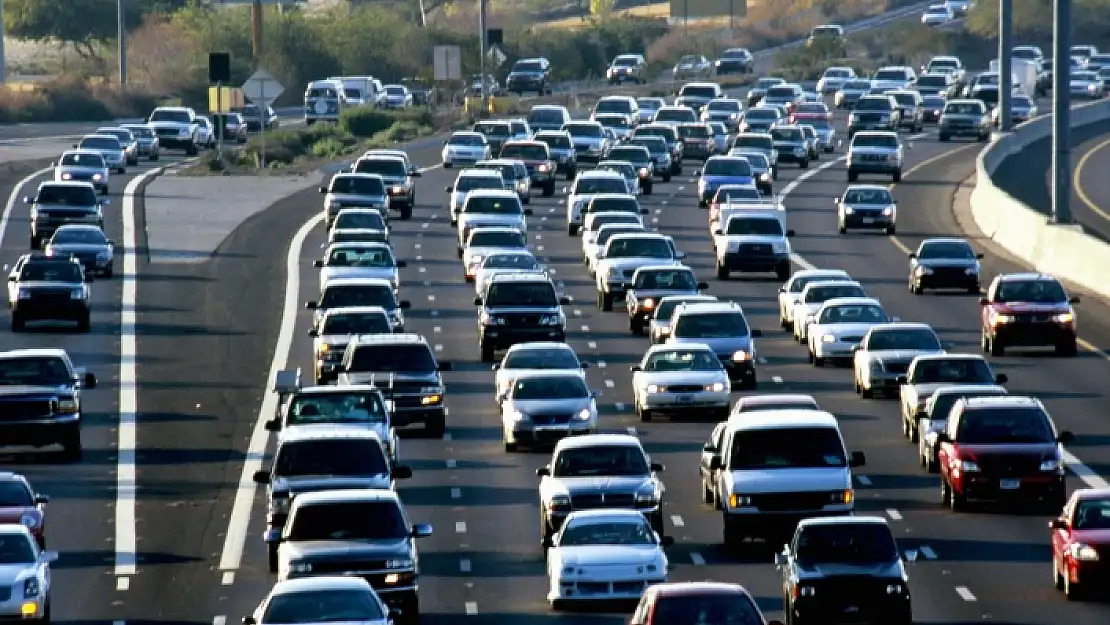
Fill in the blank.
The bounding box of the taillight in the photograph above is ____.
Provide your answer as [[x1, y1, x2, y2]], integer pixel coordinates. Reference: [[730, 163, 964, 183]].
[[789, 115, 795, 123]]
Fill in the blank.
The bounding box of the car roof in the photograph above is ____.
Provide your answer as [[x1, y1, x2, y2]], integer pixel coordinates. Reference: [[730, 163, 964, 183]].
[[321, 277, 392, 288], [791, 269, 850, 280], [0, 525, 35, 539], [676, 301, 743, 315], [469, 226, 525, 235], [657, 294, 716, 305], [457, 169, 503, 178], [607, 232, 667, 241], [634, 264, 693, 274], [505, 342, 575, 353], [464, 189, 519, 199], [844, 184, 892, 193], [725, 409, 840, 432], [996, 272, 1061, 282], [588, 193, 637, 201], [798, 515, 889, 530], [817, 296, 882, 308], [913, 352, 987, 362], [349, 333, 427, 347], [38, 180, 97, 189], [511, 369, 589, 382], [278, 425, 385, 445], [650, 582, 753, 597], [554, 433, 643, 451], [737, 393, 819, 407], [644, 342, 714, 355], [0, 348, 69, 361], [577, 170, 625, 179], [1072, 488, 1110, 501], [319, 305, 389, 317], [800, 280, 862, 290], [960, 395, 1041, 409], [929, 384, 1006, 397], [293, 489, 399, 507], [271, 576, 374, 595], [450, 131, 485, 139], [564, 509, 651, 523], [60, 149, 104, 158], [867, 322, 934, 332]]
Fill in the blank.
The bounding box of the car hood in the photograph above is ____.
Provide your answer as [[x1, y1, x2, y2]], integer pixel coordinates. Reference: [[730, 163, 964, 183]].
[[0, 564, 35, 585], [636, 371, 721, 386], [459, 215, 523, 229], [572, 136, 604, 146], [329, 228, 388, 243], [991, 302, 1071, 314], [941, 113, 984, 122], [848, 146, 895, 156], [669, 335, 753, 356], [283, 538, 411, 561], [552, 475, 651, 496], [48, 242, 110, 253], [445, 144, 487, 152], [272, 474, 392, 496], [908, 381, 995, 397], [466, 245, 521, 261], [84, 147, 123, 156], [701, 174, 753, 186], [866, 348, 943, 363], [797, 561, 904, 579], [58, 165, 106, 174], [511, 397, 592, 414], [320, 266, 397, 283], [844, 202, 894, 212], [328, 193, 388, 207], [0, 508, 39, 524], [556, 545, 662, 566], [604, 258, 678, 272], [627, 287, 699, 300], [148, 120, 192, 129], [730, 467, 848, 492]]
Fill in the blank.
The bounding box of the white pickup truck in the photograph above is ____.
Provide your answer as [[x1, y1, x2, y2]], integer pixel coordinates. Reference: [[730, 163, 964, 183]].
[[712, 209, 794, 280]]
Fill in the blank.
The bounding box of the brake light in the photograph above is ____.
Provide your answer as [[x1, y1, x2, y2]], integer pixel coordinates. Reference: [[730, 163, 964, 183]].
[[788, 115, 795, 123]]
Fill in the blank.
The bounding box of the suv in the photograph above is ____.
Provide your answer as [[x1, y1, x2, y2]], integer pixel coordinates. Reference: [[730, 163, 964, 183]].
[[626, 137, 673, 182], [475, 272, 569, 361], [532, 130, 577, 178], [305, 277, 409, 331], [566, 171, 631, 236], [319, 173, 389, 230], [507, 57, 552, 95], [24, 181, 105, 248], [455, 189, 529, 256], [498, 141, 556, 196], [675, 82, 724, 113], [848, 95, 900, 136], [712, 211, 794, 280], [769, 126, 809, 168], [536, 434, 667, 547], [336, 334, 452, 437], [938, 99, 991, 141], [979, 273, 1079, 357], [7, 253, 92, 332], [593, 95, 640, 120], [897, 353, 1008, 439], [777, 517, 913, 624], [595, 233, 684, 311], [667, 301, 761, 387], [254, 426, 413, 570], [625, 265, 707, 335], [846, 131, 904, 182], [445, 169, 505, 226], [938, 396, 1071, 511], [562, 121, 612, 165], [851, 322, 944, 399], [308, 306, 393, 383], [607, 55, 647, 84], [266, 489, 432, 618], [351, 156, 420, 220], [633, 124, 684, 174], [146, 106, 200, 155], [528, 106, 572, 134], [708, 410, 864, 548], [0, 348, 96, 460], [888, 90, 925, 132]]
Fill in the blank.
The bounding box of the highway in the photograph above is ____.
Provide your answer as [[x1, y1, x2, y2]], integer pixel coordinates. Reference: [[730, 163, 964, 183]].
[[115, 87, 1110, 625]]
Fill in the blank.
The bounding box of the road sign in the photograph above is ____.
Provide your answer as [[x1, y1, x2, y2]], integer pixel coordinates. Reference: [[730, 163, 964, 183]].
[[433, 45, 462, 81], [241, 68, 284, 106], [487, 45, 507, 67]]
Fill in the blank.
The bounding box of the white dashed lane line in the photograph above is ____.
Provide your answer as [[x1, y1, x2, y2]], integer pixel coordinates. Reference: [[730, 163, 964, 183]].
[[446, 459, 457, 468], [450, 487, 462, 499], [625, 427, 638, 436], [772, 376, 783, 384], [455, 521, 467, 533], [856, 475, 873, 486], [690, 552, 706, 566], [581, 325, 590, 332], [597, 360, 607, 369], [604, 379, 615, 388], [614, 402, 626, 412], [670, 515, 685, 528], [588, 341, 597, 349], [460, 559, 472, 573], [434, 326, 442, 333], [955, 586, 977, 602], [886, 509, 902, 521], [465, 602, 478, 615], [221, 572, 234, 585]]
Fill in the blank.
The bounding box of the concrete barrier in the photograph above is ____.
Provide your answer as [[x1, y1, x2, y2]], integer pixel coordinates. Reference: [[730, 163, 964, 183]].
[[971, 98, 1110, 299]]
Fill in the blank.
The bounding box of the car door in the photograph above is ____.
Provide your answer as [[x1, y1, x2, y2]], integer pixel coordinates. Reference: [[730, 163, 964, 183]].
[[1051, 497, 1076, 570], [700, 422, 727, 484]]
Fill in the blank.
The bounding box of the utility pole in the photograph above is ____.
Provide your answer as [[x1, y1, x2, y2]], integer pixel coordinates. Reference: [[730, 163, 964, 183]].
[[0, 0, 7, 84], [251, 0, 264, 70], [1051, 0, 1072, 224], [479, 0, 488, 105], [997, 0, 1012, 132], [118, 0, 128, 89]]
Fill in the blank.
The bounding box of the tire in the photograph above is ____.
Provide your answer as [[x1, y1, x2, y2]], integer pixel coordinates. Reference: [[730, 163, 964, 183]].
[[504, 438, 518, 452], [838, 224, 846, 234], [939, 134, 949, 142], [77, 315, 91, 333], [629, 316, 645, 336], [799, 159, 808, 169], [30, 235, 40, 249], [600, 291, 613, 312], [892, 170, 902, 183], [716, 261, 729, 280], [662, 172, 672, 182], [639, 407, 652, 422], [566, 167, 577, 180], [11, 312, 24, 332], [186, 143, 198, 156], [567, 224, 577, 236], [886, 225, 896, 235], [990, 335, 1005, 357], [443, 162, 452, 168], [1057, 341, 1079, 357], [479, 341, 495, 362], [861, 386, 873, 399], [399, 205, 413, 220], [847, 170, 858, 182], [425, 415, 446, 439]]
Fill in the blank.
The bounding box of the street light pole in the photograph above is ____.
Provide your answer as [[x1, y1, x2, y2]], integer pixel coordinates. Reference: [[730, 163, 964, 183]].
[[0, 0, 7, 84], [118, 0, 128, 89]]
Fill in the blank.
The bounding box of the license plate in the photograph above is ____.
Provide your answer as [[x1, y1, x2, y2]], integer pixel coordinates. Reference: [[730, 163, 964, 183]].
[[677, 395, 694, 404], [862, 218, 875, 224], [1000, 479, 1021, 490]]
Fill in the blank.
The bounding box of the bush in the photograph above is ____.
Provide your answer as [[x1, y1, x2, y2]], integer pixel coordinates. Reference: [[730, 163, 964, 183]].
[[339, 107, 435, 138], [0, 75, 159, 124]]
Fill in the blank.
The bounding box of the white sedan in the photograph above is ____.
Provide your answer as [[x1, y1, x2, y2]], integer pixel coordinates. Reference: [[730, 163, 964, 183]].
[[243, 576, 392, 625], [777, 268, 851, 329], [632, 343, 730, 422], [474, 250, 542, 296], [791, 279, 866, 342], [581, 212, 644, 261], [492, 342, 588, 399], [585, 223, 646, 276], [547, 509, 671, 610], [806, 297, 896, 366]]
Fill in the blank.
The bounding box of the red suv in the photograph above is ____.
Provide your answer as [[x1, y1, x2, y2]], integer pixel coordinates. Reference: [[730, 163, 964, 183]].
[[979, 273, 1079, 357], [938, 396, 1072, 512], [631, 582, 781, 625], [1051, 488, 1110, 599]]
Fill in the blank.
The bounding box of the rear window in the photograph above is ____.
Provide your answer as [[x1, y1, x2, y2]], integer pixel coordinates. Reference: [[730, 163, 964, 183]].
[[530, 110, 566, 124], [288, 501, 406, 540], [674, 312, 749, 338], [348, 344, 436, 372], [501, 144, 548, 160], [536, 133, 571, 149], [955, 407, 1055, 444], [652, 594, 763, 625]]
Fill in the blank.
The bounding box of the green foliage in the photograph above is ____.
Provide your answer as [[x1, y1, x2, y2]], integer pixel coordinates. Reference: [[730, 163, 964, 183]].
[[339, 107, 435, 138], [311, 137, 347, 159], [3, 0, 186, 48]]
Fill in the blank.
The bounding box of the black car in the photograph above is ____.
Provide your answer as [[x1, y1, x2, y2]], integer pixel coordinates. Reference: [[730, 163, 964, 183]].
[[240, 104, 278, 131], [475, 273, 569, 362], [607, 145, 655, 194], [778, 516, 914, 625], [714, 48, 754, 75], [24, 181, 106, 249], [0, 348, 96, 460], [7, 253, 92, 332], [506, 57, 551, 96], [625, 266, 707, 335], [908, 237, 983, 294]]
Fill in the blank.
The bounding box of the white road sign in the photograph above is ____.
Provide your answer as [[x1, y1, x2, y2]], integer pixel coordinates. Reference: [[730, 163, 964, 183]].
[[242, 69, 285, 106], [487, 45, 507, 67]]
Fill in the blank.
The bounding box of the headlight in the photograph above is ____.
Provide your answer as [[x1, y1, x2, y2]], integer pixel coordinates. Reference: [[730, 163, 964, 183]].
[[289, 561, 313, 573], [886, 584, 905, 595], [537, 163, 551, 172], [71, 288, 86, 300], [965, 267, 978, 275], [1069, 543, 1099, 561], [61, 172, 72, 180], [994, 314, 1016, 324], [646, 384, 662, 394], [797, 585, 816, 597], [732, 350, 750, 361], [540, 314, 562, 326], [93, 173, 103, 181], [574, 408, 591, 421], [705, 381, 726, 392], [386, 558, 414, 569], [641, 298, 655, 310], [390, 185, 406, 194], [830, 489, 853, 504], [19, 514, 38, 528], [844, 206, 855, 214], [23, 578, 39, 598], [1053, 312, 1075, 323], [759, 173, 770, 181], [1040, 459, 1063, 471], [960, 460, 980, 472], [728, 494, 751, 507], [916, 266, 934, 275], [638, 167, 650, 175], [882, 207, 894, 216], [268, 496, 291, 514], [635, 485, 660, 504], [821, 334, 836, 343], [56, 398, 78, 414], [421, 394, 442, 405], [179, 128, 190, 136], [17, 288, 31, 300]]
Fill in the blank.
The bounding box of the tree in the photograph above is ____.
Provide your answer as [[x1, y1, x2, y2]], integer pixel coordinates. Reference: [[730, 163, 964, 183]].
[[3, 0, 189, 56]]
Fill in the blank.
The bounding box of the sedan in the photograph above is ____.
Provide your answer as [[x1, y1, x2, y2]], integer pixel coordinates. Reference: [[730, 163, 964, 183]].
[[0, 473, 49, 548], [836, 184, 897, 234], [672, 54, 711, 79], [0, 526, 57, 622], [474, 250, 543, 297], [908, 237, 983, 293], [499, 370, 599, 451], [54, 150, 110, 195], [632, 343, 730, 421], [45, 224, 115, 277], [492, 342, 589, 399], [807, 297, 895, 366], [1051, 488, 1110, 599], [243, 576, 393, 625]]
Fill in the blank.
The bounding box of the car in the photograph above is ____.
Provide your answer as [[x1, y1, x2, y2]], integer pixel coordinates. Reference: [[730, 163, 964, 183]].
[[474, 250, 542, 297], [119, 123, 161, 159], [777, 517, 913, 624], [208, 112, 247, 144], [835, 78, 874, 109], [836, 184, 897, 234], [441, 131, 491, 168], [0, 474, 49, 548], [594, 113, 636, 142], [817, 66, 857, 94], [350, 156, 419, 220], [918, 384, 1008, 471], [921, 95, 946, 123], [777, 269, 851, 330], [979, 273, 1079, 356], [306, 277, 409, 332], [852, 322, 945, 399], [7, 253, 92, 332], [633, 124, 685, 173], [887, 90, 925, 132], [461, 227, 528, 282], [562, 121, 612, 165], [714, 48, 754, 75], [75, 134, 126, 173], [547, 510, 671, 609], [898, 353, 1008, 439], [807, 297, 896, 366], [847, 95, 900, 137], [908, 237, 982, 293], [53, 150, 109, 194], [455, 190, 529, 257], [475, 159, 532, 204], [711, 209, 793, 281], [566, 172, 637, 236], [607, 54, 647, 84], [586, 223, 646, 276], [797, 124, 821, 159], [94, 126, 140, 164], [667, 301, 760, 388], [528, 104, 572, 134], [243, 577, 394, 625], [708, 184, 762, 225], [730, 394, 820, 417], [0, 348, 95, 460], [595, 233, 685, 311], [846, 131, 904, 183], [241, 102, 278, 131], [307, 306, 393, 383], [506, 57, 551, 95], [1070, 70, 1104, 98], [732, 134, 778, 172], [938, 99, 991, 141], [381, 84, 412, 108], [701, 98, 744, 131], [192, 117, 216, 148], [25, 181, 106, 249], [596, 159, 642, 195], [319, 173, 389, 230], [1051, 488, 1110, 599], [475, 272, 568, 361], [632, 343, 730, 421], [647, 294, 717, 344], [747, 76, 785, 106], [922, 4, 954, 25], [938, 396, 1071, 512], [582, 211, 643, 254], [445, 169, 505, 226], [672, 54, 711, 78], [728, 150, 774, 194], [44, 224, 114, 277], [992, 94, 1039, 126], [472, 120, 513, 156], [625, 265, 707, 335], [914, 72, 957, 98], [711, 411, 864, 547], [0, 525, 57, 621], [672, 122, 714, 161], [498, 370, 598, 451], [532, 130, 578, 179], [695, 156, 756, 207], [633, 582, 777, 625], [147, 105, 201, 154], [327, 209, 390, 245], [762, 84, 803, 113], [791, 280, 867, 343], [498, 141, 557, 197], [739, 107, 782, 134], [626, 136, 673, 182], [607, 145, 657, 193], [537, 434, 666, 548]]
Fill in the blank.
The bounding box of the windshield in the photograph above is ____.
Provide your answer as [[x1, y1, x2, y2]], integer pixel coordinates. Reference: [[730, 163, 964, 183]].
[[564, 123, 602, 138], [79, 137, 120, 151], [61, 153, 105, 168], [349, 344, 435, 372], [633, 269, 696, 290], [738, 399, 819, 412], [51, 227, 107, 245], [553, 445, 649, 477], [796, 104, 828, 116], [655, 109, 696, 122], [608, 148, 649, 163], [598, 227, 644, 246], [789, 273, 846, 293], [530, 109, 567, 125], [535, 133, 571, 149], [334, 212, 385, 231], [613, 57, 638, 67], [653, 594, 763, 625], [599, 163, 634, 177], [456, 176, 503, 192], [560, 520, 654, 546], [680, 86, 718, 99], [326, 246, 393, 268], [330, 176, 384, 195], [874, 69, 907, 81], [123, 125, 154, 138], [0, 535, 35, 564], [945, 102, 984, 115], [19, 261, 83, 282], [319, 285, 395, 310], [974, 88, 999, 106], [912, 358, 994, 383], [865, 328, 941, 351], [463, 196, 522, 215], [486, 282, 557, 307], [575, 179, 627, 194], [852, 134, 899, 148], [843, 188, 892, 204], [482, 253, 538, 270], [448, 134, 485, 146], [707, 100, 741, 112], [704, 159, 751, 177], [353, 159, 406, 177], [928, 389, 1006, 421], [917, 241, 975, 259], [725, 218, 783, 236], [729, 427, 846, 470], [0, 481, 32, 506], [320, 312, 390, 335], [263, 589, 384, 624], [513, 61, 544, 72], [917, 75, 947, 87], [757, 78, 784, 89], [804, 284, 865, 303], [637, 98, 664, 109], [844, 80, 872, 90], [855, 97, 893, 111], [504, 348, 579, 369], [796, 523, 898, 566], [37, 184, 97, 206], [645, 349, 721, 372], [596, 102, 632, 116], [275, 439, 388, 477], [825, 68, 852, 78], [745, 109, 778, 121], [674, 312, 749, 338], [630, 138, 666, 153], [923, 96, 946, 109], [766, 87, 797, 99], [149, 110, 191, 123], [0, 356, 73, 386], [385, 87, 404, 96], [677, 125, 711, 139], [1074, 499, 1110, 528], [956, 407, 1054, 444], [817, 303, 887, 324], [307, 87, 338, 98], [715, 186, 761, 202], [1012, 96, 1033, 108], [771, 127, 804, 142], [995, 279, 1067, 303], [511, 376, 588, 400], [929, 59, 959, 70], [500, 144, 546, 160], [470, 231, 526, 248], [606, 237, 671, 258], [288, 501, 406, 540]]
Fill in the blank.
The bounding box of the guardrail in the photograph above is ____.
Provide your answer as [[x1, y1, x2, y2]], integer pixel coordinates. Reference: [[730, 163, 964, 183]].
[[970, 98, 1110, 299]]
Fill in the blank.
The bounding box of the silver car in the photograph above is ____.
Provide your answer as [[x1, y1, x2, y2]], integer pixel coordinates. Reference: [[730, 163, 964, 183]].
[[314, 241, 403, 293], [94, 127, 139, 165], [244, 577, 392, 625], [45, 224, 114, 277], [499, 370, 599, 451], [595, 160, 640, 195], [54, 150, 109, 194], [441, 131, 491, 167], [637, 97, 666, 124], [76, 134, 126, 173], [594, 113, 635, 141], [0, 526, 56, 622], [632, 343, 730, 421], [120, 124, 161, 160], [648, 294, 718, 344], [327, 209, 390, 245]]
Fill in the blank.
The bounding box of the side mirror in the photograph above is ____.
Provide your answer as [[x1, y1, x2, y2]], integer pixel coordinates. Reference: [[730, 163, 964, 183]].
[[995, 373, 1008, 384], [936, 432, 951, 443], [591, 389, 604, 399], [473, 296, 483, 305], [6, 276, 14, 282], [1069, 295, 1080, 304], [561, 187, 569, 194], [1050, 518, 1068, 530], [524, 208, 534, 215], [976, 253, 985, 259], [630, 364, 642, 372], [694, 169, 702, 176], [243, 618, 257, 625], [536, 466, 551, 477], [252, 470, 270, 484], [304, 301, 318, 309], [558, 296, 571, 305], [40, 550, 59, 563], [849, 451, 867, 467], [491, 363, 500, 370], [907, 252, 916, 259], [1058, 430, 1075, 443], [72, 144, 78, 148], [891, 316, 901, 322], [263, 529, 281, 544], [83, 373, 97, 389], [34, 494, 49, 505], [437, 361, 453, 371], [697, 281, 709, 290], [978, 297, 989, 305], [650, 462, 665, 472], [896, 375, 908, 384], [264, 419, 281, 432], [49, 161, 56, 167], [773, 552, 788, 567], [850, 344, 860, 353], [411, 523, 433, 538], [786, 229, 796, 237], [412, 170, 422, 177], [396, 260, 408, 268], [750, 328, 762, 337], [307, 329, 319, 338], [107, 239, 115, 246], [660, 535, 675, 546], [639, 208, 650, 214], [778, 286, 786, 293], [675, 251, 686, 259], [444, 186, 453, 192], [709, 456, 722, 470], [393, 465, 414, 479], [312, 259, 324, 267], [398, 301, 411, 309]]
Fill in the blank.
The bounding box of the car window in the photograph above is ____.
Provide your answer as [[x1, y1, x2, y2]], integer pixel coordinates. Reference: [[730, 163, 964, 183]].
[[288, 501, 406, 540]]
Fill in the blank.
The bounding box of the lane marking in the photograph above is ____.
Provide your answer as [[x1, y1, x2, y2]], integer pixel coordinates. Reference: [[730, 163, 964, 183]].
[[456, 521, 467, 533], [116, 577, 129, 591], [451, 487, 462, 499], [435, 344, 444, 352], [920, 545, 937, 560], [772, 375, 783, 384], [604, 379, 615, 388], [626, 426, 638, 436], [443, 433, 452, 441], [221, 571, 234, 585], [690, 552, 706, 566], [588, 341, 598, 349], [573, 309, 582, 316], [460, 558, 472, 573], [955, 586, 977, 602], [446, 459, 457, 468], [597, 360, 607, 368], [213, 617, 226, 625], [581, 325, 590, 332], [464, 602, 478, 615], [1073, 134, 1110, 223], [434, 325, 442, 333], [614, 401, 626, 412], [0, 166, 52, 246], [757, 356, 768, 364], [856, 475, 873, 486], [670, 514, 685, 527], [886, 508, 902, 521]]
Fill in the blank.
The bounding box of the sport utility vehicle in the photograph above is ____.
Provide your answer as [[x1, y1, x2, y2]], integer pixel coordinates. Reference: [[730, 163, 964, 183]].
[[979, 273, 1079, 357], [146, 106, 199, 155], [633, 124, 683, 173], [595, 233, 684, 310], [939, 99, 990, 141], [498, 141, 556, 196], [846, 131, 904, 182], [667, 301, 761, 387], [475, 272, 569, 361], [532, 129, 577, 178], [626, 137, 673, 182], [0, 348, 96, 460], [507, 58, 552, 95], [625, 265, 707, 335], [888, 90, 924, 132], [7, 253, 92, 331], [351, 156, 420, 220], [565, 171, 631, 235], [319, 173, 389, 230], [937, 396, 1071, 511], [848, 96, 900, 136], [25, 181, 105, 248], [335, 334, 452, 437], [607, 55, 646, 84]]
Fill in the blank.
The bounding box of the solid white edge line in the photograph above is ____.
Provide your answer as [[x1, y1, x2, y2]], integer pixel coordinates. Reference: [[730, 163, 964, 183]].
[[954, 586, 977, 602], [464, 601, 478, 615], [0, 167, 52, 246]]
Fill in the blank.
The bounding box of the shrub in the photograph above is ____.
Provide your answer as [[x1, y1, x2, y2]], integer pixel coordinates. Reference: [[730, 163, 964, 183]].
[[312, 137, 347, 159], [339, 107, 435, 138]]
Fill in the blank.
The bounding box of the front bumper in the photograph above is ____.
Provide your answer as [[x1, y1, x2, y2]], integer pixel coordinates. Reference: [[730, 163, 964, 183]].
[[158, 136, 194, 149], [848, 121, 895, 134], [791, 593, 911, 624], [387, 187, 415, 208], [549, 575, 666, 602], [640, 390, 729, 411], [992, 322, 1076, 347], [720, 251, 791, 273], [136, 141, 159, 155], [574, 147, 605, 164], [955, 473, 1065, 503], [0, 594, 48, 620], [512, 424, 593, 446], [13, 299, 90, 320], [848, 160, 900, 174], [813, 340, 861, 360], [842, 213, 895, 229], [776, 149, 808, 163], [939, 123, 987, 137], [914, 269, 979, 289], [390, 404, 446, 428], [0, 413, 80, 447], [724, 506, 852, 538], [481, 326, 566, 349], [683, 143, 712, 160]]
